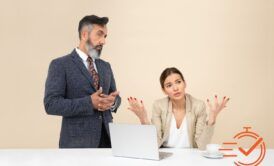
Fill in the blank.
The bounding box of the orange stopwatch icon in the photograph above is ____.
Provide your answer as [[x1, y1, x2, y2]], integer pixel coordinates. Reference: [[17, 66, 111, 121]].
[[220, 127, 266, 166]]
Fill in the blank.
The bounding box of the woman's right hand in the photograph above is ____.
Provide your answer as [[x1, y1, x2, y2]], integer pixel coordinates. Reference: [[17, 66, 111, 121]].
[[127, 97, 150, 124]]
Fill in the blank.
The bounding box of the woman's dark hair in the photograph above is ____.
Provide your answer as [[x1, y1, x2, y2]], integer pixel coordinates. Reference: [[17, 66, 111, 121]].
[[160, 67, 185, 89]]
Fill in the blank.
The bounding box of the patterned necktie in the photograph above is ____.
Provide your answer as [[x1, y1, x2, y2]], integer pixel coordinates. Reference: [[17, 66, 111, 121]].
[[87, 56, 100, 90]]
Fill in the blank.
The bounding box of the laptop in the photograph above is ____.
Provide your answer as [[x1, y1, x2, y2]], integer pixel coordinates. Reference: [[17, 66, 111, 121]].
[[109, 123, 172, 160]]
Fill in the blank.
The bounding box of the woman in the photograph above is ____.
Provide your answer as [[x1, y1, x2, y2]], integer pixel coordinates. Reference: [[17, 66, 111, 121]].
[[127, 67, 229, 150]]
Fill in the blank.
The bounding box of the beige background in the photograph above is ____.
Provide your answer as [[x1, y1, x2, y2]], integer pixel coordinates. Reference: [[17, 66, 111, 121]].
[[0, 0, 273, 148]]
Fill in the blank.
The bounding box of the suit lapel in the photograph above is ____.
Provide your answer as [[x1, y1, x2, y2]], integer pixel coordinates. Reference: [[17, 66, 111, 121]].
[[70, 49, 96, 91], [185, 94, 194, 147], [162, 99, 172, 140]]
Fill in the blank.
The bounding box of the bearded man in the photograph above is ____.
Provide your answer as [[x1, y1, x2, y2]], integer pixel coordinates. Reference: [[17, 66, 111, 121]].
[[44, 15, 121, 148]]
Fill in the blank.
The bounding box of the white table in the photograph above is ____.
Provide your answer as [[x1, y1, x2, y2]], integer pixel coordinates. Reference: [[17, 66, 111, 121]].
[[0, 148, 273, 166]]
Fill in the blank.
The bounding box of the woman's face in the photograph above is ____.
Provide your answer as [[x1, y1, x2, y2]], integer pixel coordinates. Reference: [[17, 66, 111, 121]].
[[162, 73, 186, 101]]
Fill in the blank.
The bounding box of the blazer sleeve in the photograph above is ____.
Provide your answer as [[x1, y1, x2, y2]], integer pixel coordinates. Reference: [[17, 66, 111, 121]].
[[107, 62, 121, 113], [44, 59, 95, 117], [194, 102, 215, 150]]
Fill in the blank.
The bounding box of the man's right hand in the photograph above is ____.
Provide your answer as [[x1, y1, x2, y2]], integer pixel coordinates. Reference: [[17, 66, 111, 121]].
[[91, 87, 114, 111]]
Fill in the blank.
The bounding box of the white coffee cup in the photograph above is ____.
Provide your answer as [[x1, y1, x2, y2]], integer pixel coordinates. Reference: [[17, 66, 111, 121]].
[[206, 144, 221, 155]]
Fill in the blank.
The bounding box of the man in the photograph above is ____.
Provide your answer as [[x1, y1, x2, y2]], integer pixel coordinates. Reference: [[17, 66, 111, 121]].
[[44, 15, 121, 148]]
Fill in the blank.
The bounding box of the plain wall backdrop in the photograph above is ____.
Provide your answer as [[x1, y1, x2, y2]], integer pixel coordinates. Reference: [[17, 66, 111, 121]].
[[0, 0, 273, 148]]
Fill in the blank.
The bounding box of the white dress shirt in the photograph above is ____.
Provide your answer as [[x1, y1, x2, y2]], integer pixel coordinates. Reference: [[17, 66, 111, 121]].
[[75, 48, 98, 72], [163, 114, 191, 148]]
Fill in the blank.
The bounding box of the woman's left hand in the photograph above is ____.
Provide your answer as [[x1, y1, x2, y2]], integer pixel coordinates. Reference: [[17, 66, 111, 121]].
[[206, 95, 230, 125]]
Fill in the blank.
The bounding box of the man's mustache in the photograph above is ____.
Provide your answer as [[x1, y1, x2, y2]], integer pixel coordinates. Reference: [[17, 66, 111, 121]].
[[95, 45, 103, 50], [86, 39, 103, 50]]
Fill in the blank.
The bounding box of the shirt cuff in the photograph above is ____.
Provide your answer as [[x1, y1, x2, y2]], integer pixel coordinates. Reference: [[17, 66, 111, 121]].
[[110, 98, 118, 112]]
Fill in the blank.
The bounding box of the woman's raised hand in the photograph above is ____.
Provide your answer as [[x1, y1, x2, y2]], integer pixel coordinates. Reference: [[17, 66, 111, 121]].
[[206, 95, 230, 125], [127, 97, 149, 124]]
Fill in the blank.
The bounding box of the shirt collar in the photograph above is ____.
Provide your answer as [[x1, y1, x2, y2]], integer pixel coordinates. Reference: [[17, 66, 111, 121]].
[[75, 47, 95, 62]]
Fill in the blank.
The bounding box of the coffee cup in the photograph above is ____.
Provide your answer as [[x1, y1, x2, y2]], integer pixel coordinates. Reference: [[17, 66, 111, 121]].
[[206, 144, 221, 155]]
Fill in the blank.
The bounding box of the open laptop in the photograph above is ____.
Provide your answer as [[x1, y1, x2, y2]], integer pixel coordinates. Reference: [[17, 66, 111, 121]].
[[109, 123, 172, 160]]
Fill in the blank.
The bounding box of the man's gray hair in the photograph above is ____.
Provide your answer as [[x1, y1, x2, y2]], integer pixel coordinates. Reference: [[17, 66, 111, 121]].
[[79, 24, 93, 39]]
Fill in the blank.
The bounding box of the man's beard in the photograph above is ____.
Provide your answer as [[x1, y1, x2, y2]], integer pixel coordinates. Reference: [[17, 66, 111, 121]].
[[85, 39, 103, 59]]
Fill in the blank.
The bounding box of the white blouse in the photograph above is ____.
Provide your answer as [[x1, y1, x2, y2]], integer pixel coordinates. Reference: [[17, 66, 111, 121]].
[[163, 114, 190, 148]]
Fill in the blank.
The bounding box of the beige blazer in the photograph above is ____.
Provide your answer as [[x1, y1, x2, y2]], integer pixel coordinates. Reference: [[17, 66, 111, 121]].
[[151, 94, 214, 150]]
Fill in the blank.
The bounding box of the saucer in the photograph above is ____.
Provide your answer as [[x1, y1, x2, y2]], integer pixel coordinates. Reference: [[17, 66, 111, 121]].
[[202, 151, 223, 159]]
